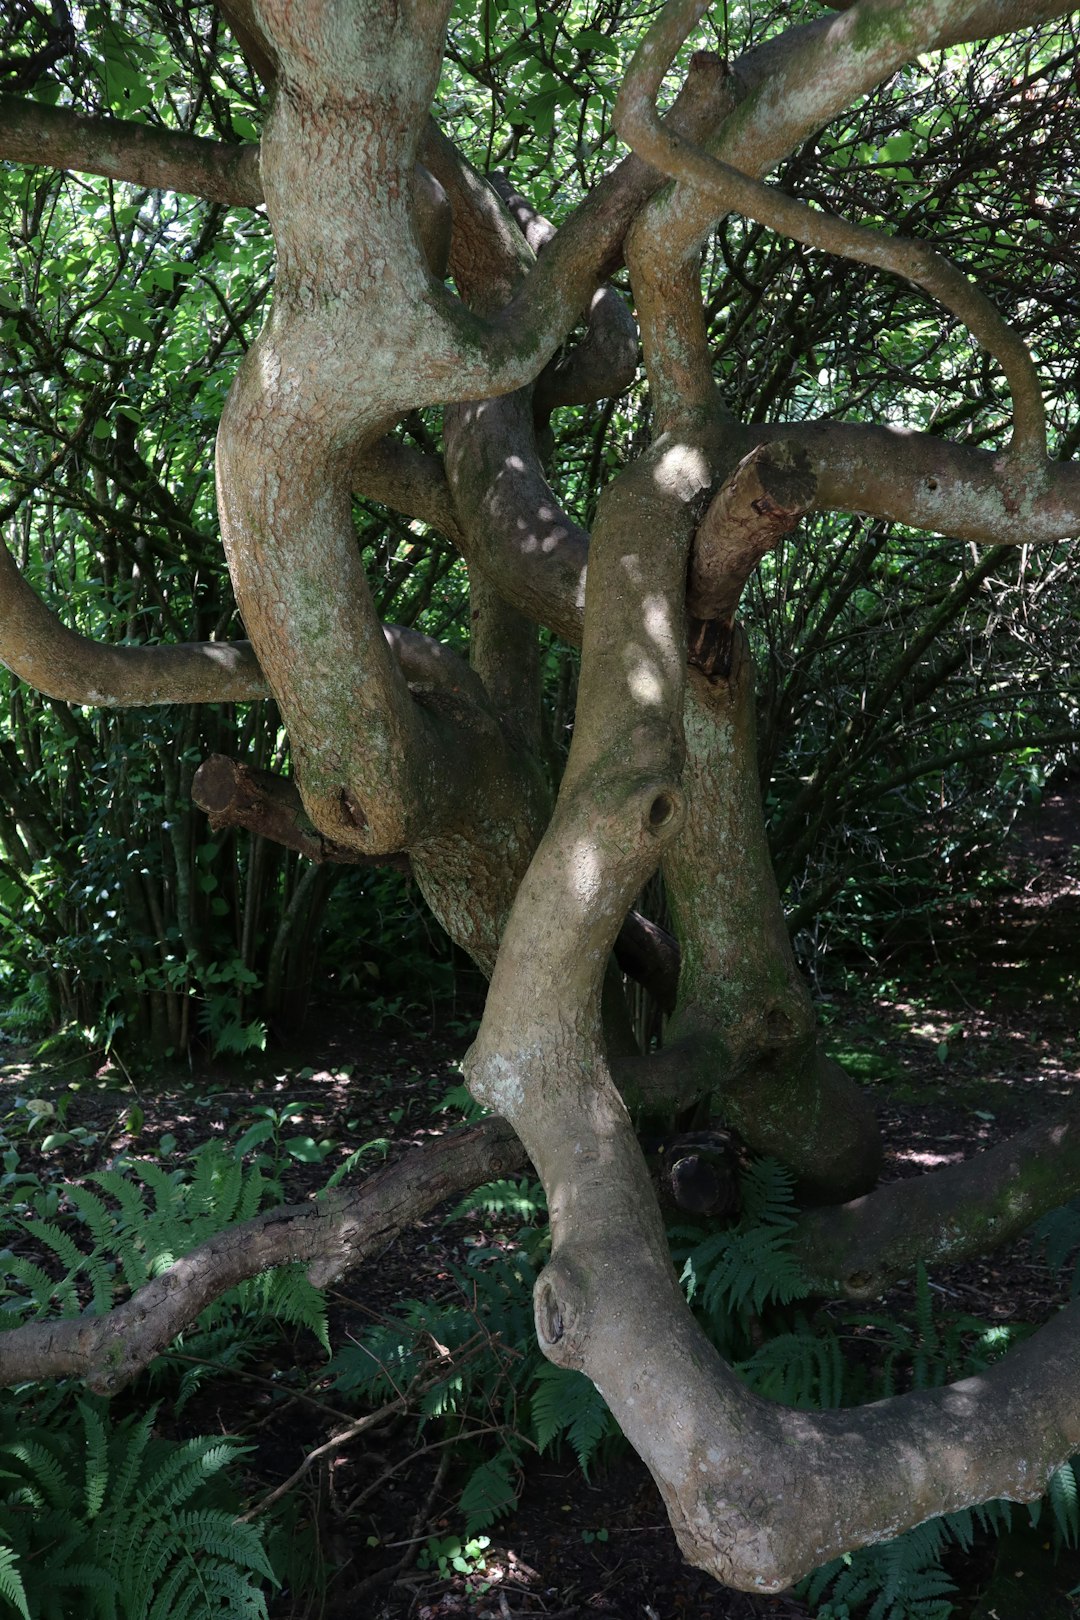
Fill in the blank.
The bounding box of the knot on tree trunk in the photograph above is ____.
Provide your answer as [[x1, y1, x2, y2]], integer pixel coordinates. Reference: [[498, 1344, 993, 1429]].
[[534, 1252, 594, 1364]]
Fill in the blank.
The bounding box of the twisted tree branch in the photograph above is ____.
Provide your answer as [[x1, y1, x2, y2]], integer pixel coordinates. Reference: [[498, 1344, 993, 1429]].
[[0, 1120, 527, 1393]]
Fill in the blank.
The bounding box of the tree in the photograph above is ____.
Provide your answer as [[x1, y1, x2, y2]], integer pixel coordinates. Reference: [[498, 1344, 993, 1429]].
[[1, 0, 1080, 1594]]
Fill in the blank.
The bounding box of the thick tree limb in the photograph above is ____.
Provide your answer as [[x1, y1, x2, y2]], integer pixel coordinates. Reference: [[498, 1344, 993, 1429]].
[[381, 623, 490, 705], [444, 395, 589, 645], [629, 213, 724, 439], [658, 642, 882, 1198], [614, 909, 681, 1015], [764, 420, 1080, 544], [414, 53, 736, 402], [441, 129, 684, 646], [794, 1106, 1080, 1298], [0, 101, 451, 281], [0, 94, 262, 205], [0, 535, 268, 705], [459, 393, 1080, 1591], [447, 409, 1080, 660], [0, 532, 484, 716], [351, 440, 464, 545], [0, 1119, 526, 1393], [485, 173, 640, 417], [534, 285, 639, 420], [623, 167, 878, 1195], [467, 573, 544, 753], [217, 0, 278, 86], [215, 1, 534, 853]]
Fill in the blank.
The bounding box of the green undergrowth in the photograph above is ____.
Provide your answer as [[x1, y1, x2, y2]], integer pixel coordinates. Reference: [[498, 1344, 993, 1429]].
[[0, 1392, 274, 1620], [0, 1125, 339, 1616], [0, 1084, 1077, 1618], [333, 1151, 1080, 1620]]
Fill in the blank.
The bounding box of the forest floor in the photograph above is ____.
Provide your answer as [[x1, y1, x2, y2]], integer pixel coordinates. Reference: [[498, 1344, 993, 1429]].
[[0, 786, 1078, 1619]]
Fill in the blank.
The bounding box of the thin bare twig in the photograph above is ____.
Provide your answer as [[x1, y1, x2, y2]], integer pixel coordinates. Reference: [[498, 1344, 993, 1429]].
[[239, 1394, 411, 1521]]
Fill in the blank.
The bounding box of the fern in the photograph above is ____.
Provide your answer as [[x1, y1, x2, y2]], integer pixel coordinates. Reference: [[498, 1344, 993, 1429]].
[[0, 1140, 327, 1377], [323, 1138, 390, 1188], [0, 1544, 29, 1620], [458, 1454, 521, 1532], [1047, 1458, 1080, 1547], [805, 1488, 1026, 1618], [679, 1158, 809, 1341], [806, 1519, 956, 1620], [1031, 1197, 1080, 1297], [436, 1081, 489, 1123], [239, 1264, 330, 1355], [531, 1363, 615, 1474], [0, 1395, 275, 1619], [740, 1324, 846, 1409], [449, 1178, 547, 1224], [0, 1254, 65, 1323], [12, 1215, 114, 1316], [80, 1400, 110, 1521], [939, 1498, 1012, 1552], [86, 1169, 151, 1231]]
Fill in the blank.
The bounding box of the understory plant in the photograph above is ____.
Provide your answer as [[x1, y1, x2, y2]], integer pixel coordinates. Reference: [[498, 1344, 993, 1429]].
[[0, 1126, 1077, 1617], [0, 1134, 338, 1618], [0, 1392, 274, 1620], [332, 1162, 1080, 1619]]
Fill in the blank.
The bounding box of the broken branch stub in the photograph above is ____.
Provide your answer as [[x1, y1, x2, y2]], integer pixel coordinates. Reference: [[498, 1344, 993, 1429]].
[[192, 754, 408, 869], [687, 440, 817, 625]]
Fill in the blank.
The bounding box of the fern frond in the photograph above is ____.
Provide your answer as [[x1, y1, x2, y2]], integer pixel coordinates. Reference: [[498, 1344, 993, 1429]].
[[741, 1328, 846, 1409], [234, 1163, 274, 1224], [189, 1146, 246, 1229], [246, 1265, 330, 1355], [15, 1217, 115, 1316], [0, 1395, 273, 1620], [0, 1253, 64, 1316], [102, 1403, 157, 1518], [530, 1363, 614, 1475], [15, 1218, 85, 1277], [132, 1437, 239, 1518], [87, 1169, 149, 1229], [458, 1453, 521, 1533], [1048, 1458, 1080, 1547], [2, 1439, 75, 1514], [740, 1158, 800, 1226], [678, 1158, 809, 1333], [78, 1402, 110, 1522], [137, 1160, 185, 1211], [0, 1542, 29, 1620], [329, 1320, 429, 1398], [806, 1518, 955, 1620], [324, 1139, 390, 1188], [449, 1179, 547, 1224], [1031, 1197, 1080, 1296], [61, 1187, 116, 1253]]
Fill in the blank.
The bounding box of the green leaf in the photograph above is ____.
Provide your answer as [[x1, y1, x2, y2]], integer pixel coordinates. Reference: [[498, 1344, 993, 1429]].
[[458, 1455, 518, 1532], [233, 1120, 275, 1156], [117, 312, 155, 344], [284, 1136, 325, 1163], [881, 130, 916, 162]]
